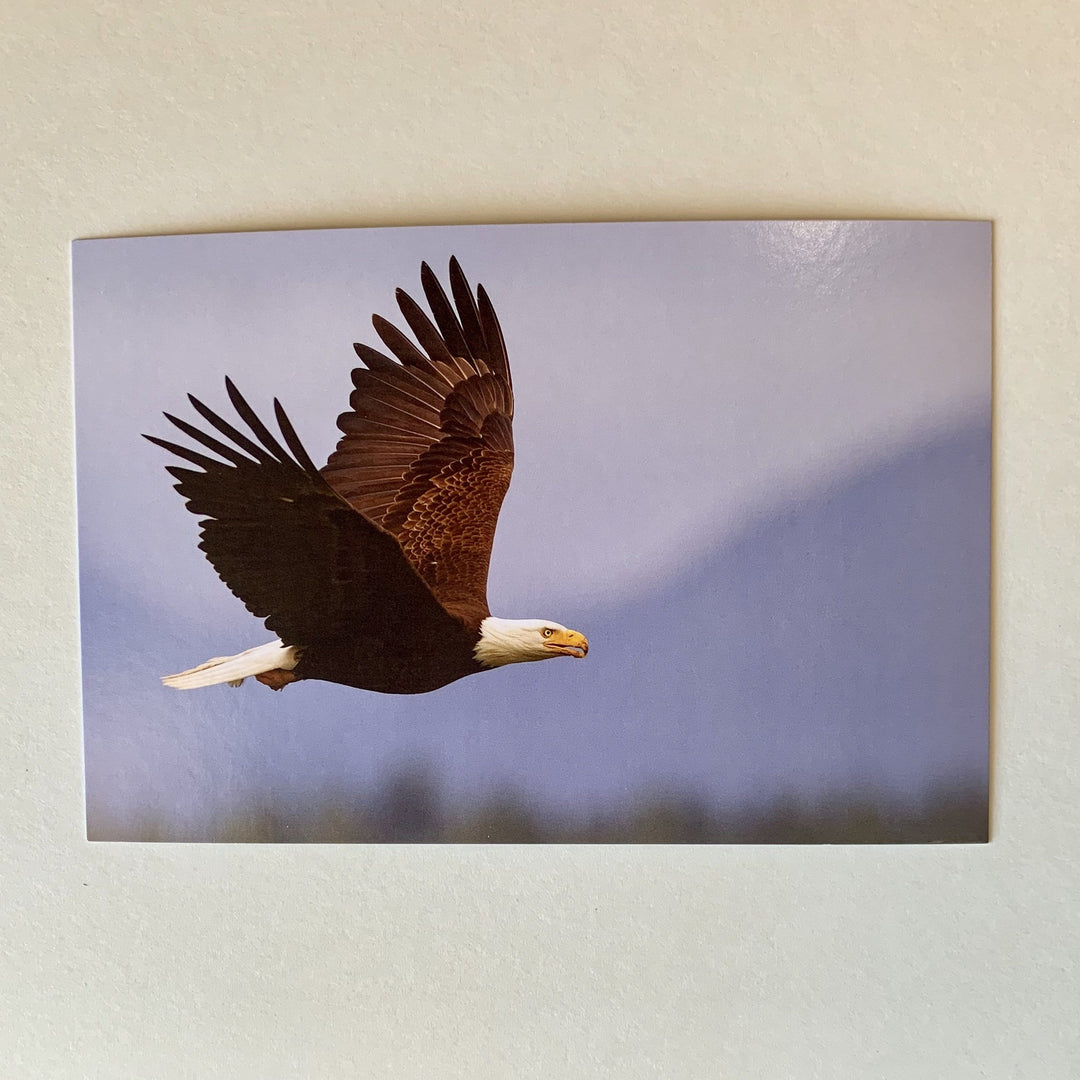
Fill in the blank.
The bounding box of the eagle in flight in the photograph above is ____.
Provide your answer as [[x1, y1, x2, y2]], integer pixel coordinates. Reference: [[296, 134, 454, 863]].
[[146, 258, 589, 694]]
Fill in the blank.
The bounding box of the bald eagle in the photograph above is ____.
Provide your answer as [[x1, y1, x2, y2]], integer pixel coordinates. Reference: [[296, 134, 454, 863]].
[[146, 258, 589, 694]]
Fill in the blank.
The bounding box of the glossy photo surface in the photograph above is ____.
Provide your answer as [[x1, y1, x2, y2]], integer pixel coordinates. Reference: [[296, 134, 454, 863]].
[[73, 221, 991, 842]]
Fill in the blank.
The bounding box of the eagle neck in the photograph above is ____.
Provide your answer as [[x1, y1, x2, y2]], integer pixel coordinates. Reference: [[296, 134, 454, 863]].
[[473, 616, 536, 668]]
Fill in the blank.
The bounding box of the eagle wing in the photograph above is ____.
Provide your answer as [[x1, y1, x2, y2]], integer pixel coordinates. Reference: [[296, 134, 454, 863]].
[[144, 380, 466, 649], [320, 258, 514, 626]]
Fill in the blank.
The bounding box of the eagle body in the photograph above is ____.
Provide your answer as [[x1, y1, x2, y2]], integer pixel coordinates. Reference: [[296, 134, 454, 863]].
[[147, 259, 588, 694], [290, 619, 482, 695]]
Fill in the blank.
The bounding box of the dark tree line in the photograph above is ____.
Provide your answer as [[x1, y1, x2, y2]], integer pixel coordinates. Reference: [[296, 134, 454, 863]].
[[90, 769, 987, 844]]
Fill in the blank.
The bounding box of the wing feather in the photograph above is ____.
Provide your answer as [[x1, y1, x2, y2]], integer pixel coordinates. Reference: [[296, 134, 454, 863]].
[[187, 392, 278, 465], [395, 287, 461, 370], [162, 412, 250, 466], [372, 315, 454, 386], [476, 284, 511, 387], [420, 261, 472, 361], [225, 378, 293, 465], [273, 398, 320, 473], [353, 367, 445, 413], [145, 387, 463, 650], [449, 256, 488, 366], [144, 434, 222, 472], [321, 260, 515, 623]]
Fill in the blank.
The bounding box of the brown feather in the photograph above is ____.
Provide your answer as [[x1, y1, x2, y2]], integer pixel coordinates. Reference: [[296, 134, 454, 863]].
[[321, 261, 515, 617], [147, 383, 482, 693], [420, 261, 472, 362]]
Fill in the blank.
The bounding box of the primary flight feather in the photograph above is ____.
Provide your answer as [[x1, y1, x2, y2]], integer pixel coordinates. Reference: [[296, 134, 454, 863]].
[[146, 258, 588, 694]]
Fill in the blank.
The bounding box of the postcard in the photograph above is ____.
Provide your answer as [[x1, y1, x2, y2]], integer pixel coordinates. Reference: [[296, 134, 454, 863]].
[[73, 221, 990, 842]]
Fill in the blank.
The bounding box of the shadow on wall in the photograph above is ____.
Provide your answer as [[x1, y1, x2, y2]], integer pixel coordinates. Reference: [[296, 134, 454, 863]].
[[88, 764, 988, 844]]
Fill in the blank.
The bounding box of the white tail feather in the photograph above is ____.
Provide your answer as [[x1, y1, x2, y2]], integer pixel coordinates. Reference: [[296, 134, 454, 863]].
[[161, 640, 299, 690]]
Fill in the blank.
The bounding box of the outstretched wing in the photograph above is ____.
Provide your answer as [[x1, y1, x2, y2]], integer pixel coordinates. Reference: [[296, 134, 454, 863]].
[[144, 380, 466, 648], [320, 258, 514, 625]]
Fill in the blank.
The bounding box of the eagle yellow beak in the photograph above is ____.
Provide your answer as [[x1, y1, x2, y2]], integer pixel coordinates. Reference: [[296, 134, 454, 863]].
[[544, 628, 589, 659]]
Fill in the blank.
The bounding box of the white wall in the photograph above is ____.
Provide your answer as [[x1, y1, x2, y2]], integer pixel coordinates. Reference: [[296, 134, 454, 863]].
[[2, 2, 1077, 1076]]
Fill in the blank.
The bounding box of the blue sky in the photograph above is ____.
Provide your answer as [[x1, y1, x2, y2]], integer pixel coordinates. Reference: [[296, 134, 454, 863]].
[[73, 221, 991, 837]]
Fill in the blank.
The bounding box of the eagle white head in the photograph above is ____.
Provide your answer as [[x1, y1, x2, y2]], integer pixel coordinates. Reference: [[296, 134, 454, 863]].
[[474, 617, 590, 669]]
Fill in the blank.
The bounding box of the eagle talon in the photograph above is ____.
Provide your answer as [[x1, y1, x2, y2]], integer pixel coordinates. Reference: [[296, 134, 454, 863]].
[[255, 669, 296, 691]]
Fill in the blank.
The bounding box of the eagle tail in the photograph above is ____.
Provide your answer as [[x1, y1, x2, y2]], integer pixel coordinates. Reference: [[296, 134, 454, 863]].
[[161, 640, 299, 689]]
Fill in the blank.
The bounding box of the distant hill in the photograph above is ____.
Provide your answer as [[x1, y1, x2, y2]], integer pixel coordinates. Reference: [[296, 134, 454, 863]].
[[555, 418, 991, 813]]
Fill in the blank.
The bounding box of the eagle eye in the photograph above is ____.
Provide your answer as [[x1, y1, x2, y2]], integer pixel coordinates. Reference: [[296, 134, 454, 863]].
[[542, 628, 553, 637]]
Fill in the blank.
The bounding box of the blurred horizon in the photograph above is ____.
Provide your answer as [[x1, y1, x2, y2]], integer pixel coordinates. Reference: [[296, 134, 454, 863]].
[[87, 764, 988, 844]]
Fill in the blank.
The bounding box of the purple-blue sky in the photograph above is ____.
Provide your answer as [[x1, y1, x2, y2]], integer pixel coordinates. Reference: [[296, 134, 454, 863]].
[[73, 221, 990, 836]]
